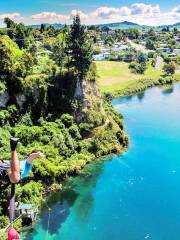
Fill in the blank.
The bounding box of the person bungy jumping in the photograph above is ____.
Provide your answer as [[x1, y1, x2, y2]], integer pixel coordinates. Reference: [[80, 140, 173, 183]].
[[0, 137, 45, 186], [0, 138, 45, 239], [7, 227, 20, 240]]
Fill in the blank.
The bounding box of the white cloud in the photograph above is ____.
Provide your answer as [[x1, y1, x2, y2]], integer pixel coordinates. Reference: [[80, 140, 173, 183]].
[[171, 5, 180, 18], [0, 13, 23, 20], [90, 6, 131, 19], [1, 3, 179, 26], [131, 3, 160, 17], [70, 10, 89, 20], [31, 12, 69, 23]]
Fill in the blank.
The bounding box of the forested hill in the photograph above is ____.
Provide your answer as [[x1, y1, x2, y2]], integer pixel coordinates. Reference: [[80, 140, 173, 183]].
[[0, 16, 128, 234], [27, 21, 180, 30]]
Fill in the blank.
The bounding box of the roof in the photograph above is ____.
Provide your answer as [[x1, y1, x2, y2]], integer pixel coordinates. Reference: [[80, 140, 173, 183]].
[[16, 202, 34, 210]]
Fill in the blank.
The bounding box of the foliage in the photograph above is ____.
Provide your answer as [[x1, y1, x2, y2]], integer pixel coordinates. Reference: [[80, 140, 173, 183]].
[[146, 38, 155, 50], [66, 15, 93, 80], [163, 62, 176, 75], [127, 28, 140, 39], [0, 16, 129, 229], [129, 61, 147, 74]]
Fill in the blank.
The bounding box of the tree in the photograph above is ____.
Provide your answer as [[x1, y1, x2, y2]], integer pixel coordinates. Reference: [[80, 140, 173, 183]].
[[40, 24, 46, 33], [163, 62, 176, 75], [136, 51, 147, 63], [129, 61, 147, 74], [127, 28, 140, 39], [167, 39, 176, 49], [146, 38, 155, 50], [148, 28, 157, 41], [4, 18, 15, 28], [15, 23, 27, 48], [66, 15, 93, 80], [102, 26, 110, 33], [0, 36, 15, 77], [104, 35, 114, 46], [173, 27, 178, 34]]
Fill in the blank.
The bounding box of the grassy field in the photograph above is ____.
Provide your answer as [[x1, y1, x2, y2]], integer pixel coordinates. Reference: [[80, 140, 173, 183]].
[[96, 61, 180, 96]]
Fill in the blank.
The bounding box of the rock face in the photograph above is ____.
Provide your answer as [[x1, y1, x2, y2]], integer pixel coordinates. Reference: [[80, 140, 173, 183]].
[[0, 92, 27, 109], [0, 92, 9, 108], [74, 79, 105, 123], [16, 94, 27, 109]]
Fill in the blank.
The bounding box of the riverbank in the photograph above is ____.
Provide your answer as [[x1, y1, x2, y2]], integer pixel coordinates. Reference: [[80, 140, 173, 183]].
[[96, 61, 180, 98]]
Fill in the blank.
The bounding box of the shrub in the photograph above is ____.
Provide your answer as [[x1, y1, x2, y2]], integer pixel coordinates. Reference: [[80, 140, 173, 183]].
[[163, 62, 176, 75], [129, 61, 147, 74], [60, 114, 74, 127]]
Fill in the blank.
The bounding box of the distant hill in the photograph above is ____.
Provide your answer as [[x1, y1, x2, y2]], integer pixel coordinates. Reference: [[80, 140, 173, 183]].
[[96, 21, 180, 30], [159, 22, 180, 28], [27, 21, 180, 30], [96, 21, 140, 29]]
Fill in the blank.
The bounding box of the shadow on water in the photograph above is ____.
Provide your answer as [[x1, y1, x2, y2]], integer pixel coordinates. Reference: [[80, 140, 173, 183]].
[[137, 92, 145, 102], [24, 160, 105, 239], [112, 95, 133, 105], [65, 160, 105, 221], [161, 86, 174, 95]]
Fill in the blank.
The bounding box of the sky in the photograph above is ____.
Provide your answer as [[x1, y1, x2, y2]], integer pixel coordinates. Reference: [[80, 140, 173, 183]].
[[0, 0, 180, 26]]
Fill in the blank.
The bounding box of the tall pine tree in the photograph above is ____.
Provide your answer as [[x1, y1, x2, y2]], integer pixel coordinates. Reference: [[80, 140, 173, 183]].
[[66, 15, 93, 81]]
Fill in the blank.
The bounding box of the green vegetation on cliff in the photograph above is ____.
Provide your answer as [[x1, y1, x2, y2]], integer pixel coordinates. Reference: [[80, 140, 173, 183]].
[[0, 16, 128, 232]]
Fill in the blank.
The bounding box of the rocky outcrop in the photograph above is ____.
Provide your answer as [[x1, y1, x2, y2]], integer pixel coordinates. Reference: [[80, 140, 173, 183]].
[[0, 92, 9, 108], [74, 79, 105, 123]]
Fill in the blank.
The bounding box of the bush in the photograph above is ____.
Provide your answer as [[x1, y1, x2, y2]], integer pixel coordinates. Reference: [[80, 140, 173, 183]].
[[60, 114, 74, 127], [163, 62, 176, 75], [69, 124, 82, 140], [148, 51, 155, 58], [129, 61, 147, 74]]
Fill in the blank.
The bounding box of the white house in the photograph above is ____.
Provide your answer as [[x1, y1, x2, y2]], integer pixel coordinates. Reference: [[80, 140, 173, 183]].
[[93, 54, 104, 61], [157, 47, 171, 53], [119, 45, 130, 51], [103, 52, 110, 59], [111, 47, 121, 52], [169, 53, 176, 58], [173, 35, 180, 42], [139, 41, 146, 46], [173, 49, 180, 55], [101, 48, 110, 53]]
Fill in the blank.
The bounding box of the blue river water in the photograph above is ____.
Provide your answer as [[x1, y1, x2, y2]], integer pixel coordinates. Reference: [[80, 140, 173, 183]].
[[23, 84, 180, 240]]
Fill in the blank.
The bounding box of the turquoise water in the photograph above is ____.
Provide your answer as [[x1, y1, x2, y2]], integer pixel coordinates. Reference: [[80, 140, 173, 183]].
[[24, 85, 180, 240]]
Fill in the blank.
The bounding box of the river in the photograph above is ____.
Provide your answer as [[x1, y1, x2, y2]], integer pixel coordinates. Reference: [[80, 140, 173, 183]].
[[23, 84, 180, 240]]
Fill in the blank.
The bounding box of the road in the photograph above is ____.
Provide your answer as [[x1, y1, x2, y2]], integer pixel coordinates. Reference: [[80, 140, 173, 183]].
[[155, 56, 163, 70]]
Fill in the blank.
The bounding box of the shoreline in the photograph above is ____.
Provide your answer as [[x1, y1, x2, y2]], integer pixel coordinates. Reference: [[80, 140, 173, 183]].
[[103, 78, 180, 99]]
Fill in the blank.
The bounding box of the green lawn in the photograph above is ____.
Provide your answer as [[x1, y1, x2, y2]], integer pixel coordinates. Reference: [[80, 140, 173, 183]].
[[96, 61, 163, 93]]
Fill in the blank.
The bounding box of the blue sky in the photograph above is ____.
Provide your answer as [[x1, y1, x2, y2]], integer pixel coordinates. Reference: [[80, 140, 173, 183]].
[[0, 0, 180, 26]]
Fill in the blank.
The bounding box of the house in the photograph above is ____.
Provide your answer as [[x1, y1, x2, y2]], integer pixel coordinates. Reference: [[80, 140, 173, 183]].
[[97, 40, 104, 46], [111, 47, 121, 52], [159, 43, 167, 47], [173, 35, 180, 42], [169, 53, 176, 58], [103, 52, 110, 59], [108, 30, 115, 35], [101, 32, 108, 38], [119, 45, 130, 51], [93, 54, 104, 61], [157, 47, 171, 53], [15, 202, 38, 225], [173, 49, 180, 55], [101, 47, 110, 53], [139, 41, 146, 46]]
